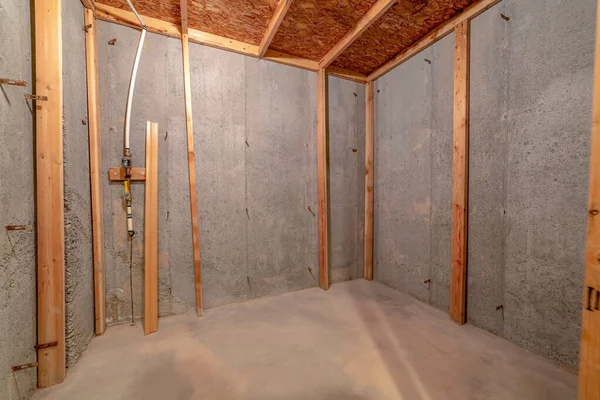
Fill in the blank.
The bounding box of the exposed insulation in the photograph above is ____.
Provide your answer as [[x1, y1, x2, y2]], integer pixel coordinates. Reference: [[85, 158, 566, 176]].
[[95, 0, 275, 45], [269, 0, 379, 61], [332, 0, 475, 74]]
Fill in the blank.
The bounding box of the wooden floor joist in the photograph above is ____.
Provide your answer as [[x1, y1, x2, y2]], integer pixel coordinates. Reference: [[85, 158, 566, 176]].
[[84, 7, 106, 336], [578, 1, 600, 397], [364, 81, 374, 281], [449, 20, 470, 325], [144, 121, 159, 335], [317, 69, 329, 290], [35, 0, 66, 386], [180, 0, 203, 317]]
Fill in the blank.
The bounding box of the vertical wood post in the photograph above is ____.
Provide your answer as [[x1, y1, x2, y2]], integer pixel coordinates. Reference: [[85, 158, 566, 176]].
[[35, 0, 66, 386], [364, 81, 374, 280], [144, 121, 159, 335], [578, 1, 600, 397], [84, 7, 106, 336], [180, 0, 203, 316], [450, 20, 470, 325], [317, 69, 329, 290]]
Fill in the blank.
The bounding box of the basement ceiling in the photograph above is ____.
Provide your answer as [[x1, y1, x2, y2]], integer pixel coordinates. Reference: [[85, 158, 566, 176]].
[[95, 0, 478, 75]]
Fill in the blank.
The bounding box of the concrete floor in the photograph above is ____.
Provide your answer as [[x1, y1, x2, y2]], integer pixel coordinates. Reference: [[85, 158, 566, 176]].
[[33, 280, 576, 400]]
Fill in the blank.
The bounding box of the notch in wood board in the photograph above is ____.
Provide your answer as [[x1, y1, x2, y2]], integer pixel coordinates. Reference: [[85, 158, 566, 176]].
[[108, 167, 146, 182]]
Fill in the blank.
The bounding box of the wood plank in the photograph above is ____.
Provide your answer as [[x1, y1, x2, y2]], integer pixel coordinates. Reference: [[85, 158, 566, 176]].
[[181, 0, 203, 317], [143, 121, 159, 335], [579, 1, 600, 397], [368, 0, 501, 81], [35, 0, 65, 387], [108, 167, 146, 182], [84, 7, 106, 336], [325, 66, 367, 84], [364, 81, 374, 280], [258, 0, 293, 58], [449, 20, 470, 325], [317, 69, 329, 291], [319, 0, 396, 69]]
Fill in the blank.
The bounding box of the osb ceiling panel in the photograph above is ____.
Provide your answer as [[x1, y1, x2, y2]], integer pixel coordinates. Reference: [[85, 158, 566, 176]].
[[332, 0, 475, 74], [96, 0, 276, 45], [268, 0, 380, 61]]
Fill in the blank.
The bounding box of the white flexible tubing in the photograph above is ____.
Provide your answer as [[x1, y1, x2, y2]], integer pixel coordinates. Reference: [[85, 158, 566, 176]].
[[125, 0, 146, 28], [124, 28, 146, 150]]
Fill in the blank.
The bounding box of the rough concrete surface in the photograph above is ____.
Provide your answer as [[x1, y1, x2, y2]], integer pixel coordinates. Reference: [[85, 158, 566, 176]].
[[374, 0, 594, 371], [32, 280, 576, 400], [0, 0, 37, 398], [62, 0, 95, 368], [97, 21, 364, 323]]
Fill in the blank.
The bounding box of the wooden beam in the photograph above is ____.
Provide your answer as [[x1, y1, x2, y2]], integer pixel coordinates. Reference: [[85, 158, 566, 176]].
[[181, 0, 203, 317], [579, 1, 600, 396], [368, 0, 501, 81], [35, 0, 65, 387], [108, 167, 146, 182], [317, 69, 329, 290], [144, 121, 159, 335], [84, 7, 106, 336], [319, 0, 396, 69], [449, 20, 470, 325], [94, 3, 366, 83], [258, 0, 293, 58], [364, 81, 374, 280]]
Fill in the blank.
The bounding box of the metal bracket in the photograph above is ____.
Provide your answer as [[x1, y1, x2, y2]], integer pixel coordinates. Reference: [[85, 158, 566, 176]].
[[5, 225, 33, 231], [12, 362, 38, 372], [84, 23, 93, 32], [34, 341, 58, 350], [25, 94, 48, 101]]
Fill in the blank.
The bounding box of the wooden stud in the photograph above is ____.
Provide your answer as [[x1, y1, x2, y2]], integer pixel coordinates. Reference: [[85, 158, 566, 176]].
[[258, 0, 293, 58], [364, 81, 374, 281], [35, 0, 65, 387], [108, 167, 146, 182], [181, 0, 203, 317], [368, 0, 501, 81], [578, 1, 600, 397], [317, 69, 329, 290], [325, 66, 368, 84], [319, 0, 396, 69], [0, 78, 27, 87], [84, 7, 106, 336], [143, 121, 159, 335], [449, 20, 470, 325]]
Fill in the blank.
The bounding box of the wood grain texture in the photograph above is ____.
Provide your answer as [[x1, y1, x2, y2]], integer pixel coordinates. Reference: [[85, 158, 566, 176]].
[[259, 0, 293, 58], [364, 81, 374, 281], [449, 20, 469, 325], [579, 1, 600, 397], [84, 8, 106, 336], [317, 69, 329, 291], [144, 122, 159, 335], [35, 0, 66, 387], [368, 0, 501, 80], [270, 0, 378, 61], [181, 0, 204, 316], [319, 0, 396, 69]]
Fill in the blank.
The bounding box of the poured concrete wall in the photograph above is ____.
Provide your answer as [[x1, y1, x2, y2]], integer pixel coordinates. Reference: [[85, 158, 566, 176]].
[[97, 21, 364, 323], [62, 0, 95, 368], [0, 1, 37, 398], [374, 0, 594, 371]]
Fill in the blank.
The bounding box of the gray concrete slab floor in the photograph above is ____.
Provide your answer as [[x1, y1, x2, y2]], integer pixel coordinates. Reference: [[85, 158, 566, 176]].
[[33, 280, 576, 400]]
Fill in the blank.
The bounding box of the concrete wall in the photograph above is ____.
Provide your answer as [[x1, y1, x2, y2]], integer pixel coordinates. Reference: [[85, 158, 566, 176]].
[[0, 1, 37, 398], [97, 21, 365, 324], [62, 0, 95, 369], [374, 0, 594, 371]]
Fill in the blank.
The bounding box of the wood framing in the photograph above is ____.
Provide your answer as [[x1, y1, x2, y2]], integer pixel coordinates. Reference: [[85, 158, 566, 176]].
[[108, 167, 146, 182], [364, 81, 374, 281], [317, 69, 329, 290], [578, 0, 600, 396], [144, 121, 159, 335], [181, 0, 203, 317], [318, 0, 396, 69], [258, 0, 293, 58], [84, 7, 106, 336], [449, 20, 470, 325], [35, 0, 66, 386], [368, 0, 502, 81]]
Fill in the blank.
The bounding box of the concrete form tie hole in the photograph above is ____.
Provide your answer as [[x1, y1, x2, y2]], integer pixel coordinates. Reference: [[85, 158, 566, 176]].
[[496, 305, 505, 321]]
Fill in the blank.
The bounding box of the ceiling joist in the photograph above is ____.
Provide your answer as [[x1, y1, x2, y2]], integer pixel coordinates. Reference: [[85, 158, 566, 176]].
[[259, 0, 294, 58]]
